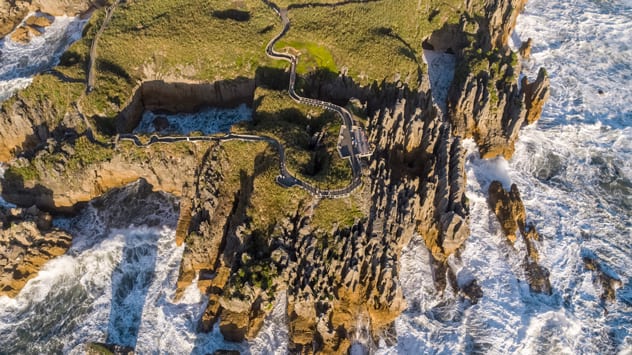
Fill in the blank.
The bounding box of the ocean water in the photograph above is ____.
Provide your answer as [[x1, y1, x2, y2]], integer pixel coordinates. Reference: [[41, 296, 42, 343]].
[[0, 181, 287, 354], [1, 0, 631, 353], [389, 0, 632, 353], [133, 105, 253, 136], [0, 15, 87, 102]]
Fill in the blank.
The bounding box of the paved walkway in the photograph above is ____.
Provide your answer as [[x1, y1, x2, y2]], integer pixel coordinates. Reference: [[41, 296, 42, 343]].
[[262, 0, 363, 197], [84, 0, 363, 199]]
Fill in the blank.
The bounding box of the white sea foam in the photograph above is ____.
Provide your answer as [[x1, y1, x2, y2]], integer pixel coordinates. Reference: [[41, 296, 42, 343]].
[[422, 50, 456, 115], [389, 0, 632, 353], [2, 0, 631, 352], [0, 15, 87, 102], [133, 104, 252, 135], [0, 182, 292, 353]]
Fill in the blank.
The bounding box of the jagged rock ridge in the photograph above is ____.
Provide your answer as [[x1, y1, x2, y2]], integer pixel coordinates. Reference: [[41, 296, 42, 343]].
[[0, 0, 552, 352]]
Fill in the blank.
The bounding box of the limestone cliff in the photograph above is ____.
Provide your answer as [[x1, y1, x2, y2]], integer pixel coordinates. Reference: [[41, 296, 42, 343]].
[[0, 0, 551, 351], [446, 0, 550, 159], [117, 79, 255, 133], [1, 134, 206, 212], [169, 75, 479, 352]]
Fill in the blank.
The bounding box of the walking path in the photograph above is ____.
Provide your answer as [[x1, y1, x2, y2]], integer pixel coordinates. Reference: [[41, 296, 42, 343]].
[[262, 0, 363, 196], [85, 0, 363, 199], [86, 0, 120, 92]]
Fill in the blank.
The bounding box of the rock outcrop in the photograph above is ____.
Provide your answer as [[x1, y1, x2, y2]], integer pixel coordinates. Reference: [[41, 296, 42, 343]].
[[1, 134, 205, 212], [488, 181, 552, 294], [85, 342, 134, 355], [445, 0, 550, 159], [172, 73, 480, 352], [10, 13, 54, 44], [522, 67, 550, 125], [582, 252, 622, 303], [0, 205, 72, 297], [519, 38, 533, 59], [0, 1, 31, 39], [448, 46, 550, 159], [0, 0, 101, 40]]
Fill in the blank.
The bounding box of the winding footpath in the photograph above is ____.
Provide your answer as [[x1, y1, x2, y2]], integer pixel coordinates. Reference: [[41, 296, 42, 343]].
[[86, 0, 120, 92], [95, 1, 363, 199], [262, 0, 363, 196]]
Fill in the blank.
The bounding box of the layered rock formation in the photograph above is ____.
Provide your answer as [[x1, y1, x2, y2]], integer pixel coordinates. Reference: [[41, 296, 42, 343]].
[[488, 181, 551, 294], [446, 0, 550, 159], [1, 133, 205, 211], [0, 0, 551, 351], [0, 205, 72, 297], [166, 73, 480, 352]]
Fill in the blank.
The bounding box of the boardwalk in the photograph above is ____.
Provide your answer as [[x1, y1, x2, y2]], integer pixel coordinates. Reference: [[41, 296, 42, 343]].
[[262, 0, 364, 197], [88, 0, 365, 199]]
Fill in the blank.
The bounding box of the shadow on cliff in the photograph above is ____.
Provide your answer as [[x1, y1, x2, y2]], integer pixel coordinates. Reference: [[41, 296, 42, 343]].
[[371, 27, 422, 67], [189, 149, 281, 353], [116, 77, 256, 133], [1, 168, 57, 211], [212, 9, 251, 22], [255, 66, 290, 91], [287, 0, 382, 9], [104, 229, 158, 352]]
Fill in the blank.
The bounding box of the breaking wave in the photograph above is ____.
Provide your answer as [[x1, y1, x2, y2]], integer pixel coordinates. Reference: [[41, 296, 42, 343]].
[[389, 0, 632, 353], [1, 0, 630, 353], [0, 15, 87, 102]]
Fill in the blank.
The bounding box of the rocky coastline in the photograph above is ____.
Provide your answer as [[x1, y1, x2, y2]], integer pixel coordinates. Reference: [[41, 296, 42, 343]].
[[0, 0, 560, 352]]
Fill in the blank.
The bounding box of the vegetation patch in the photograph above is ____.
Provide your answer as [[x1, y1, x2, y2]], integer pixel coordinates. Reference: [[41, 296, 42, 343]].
[[310, 196, 365, 231], [274, 39, 337, 74], [279, 0, 466, 85], [234, 87, 353, 190]]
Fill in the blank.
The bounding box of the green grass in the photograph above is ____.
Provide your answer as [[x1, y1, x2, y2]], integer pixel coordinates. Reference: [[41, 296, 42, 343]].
[[274, 39, 337, 74], [279, 0, 467, 85], [6, 164, 40, 182], [67, 136, 114, 170], [311, 197, 365, 231], [220, 140, 310, 232], [234, 87, 353, 189]]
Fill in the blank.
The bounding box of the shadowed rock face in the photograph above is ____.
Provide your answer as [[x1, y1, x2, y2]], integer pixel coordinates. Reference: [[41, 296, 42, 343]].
[[116, 78, 256, 134]]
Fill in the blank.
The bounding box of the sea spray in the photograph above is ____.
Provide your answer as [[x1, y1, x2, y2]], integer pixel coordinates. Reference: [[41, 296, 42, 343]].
[[0, 15, 87, 102], [134, 104, 253, 135], [387, 0, 632, 352]]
